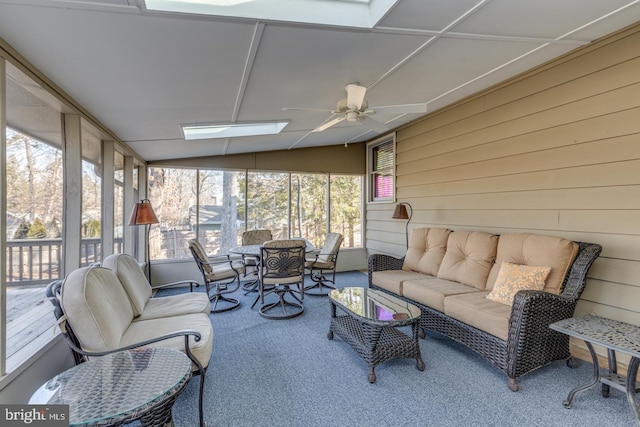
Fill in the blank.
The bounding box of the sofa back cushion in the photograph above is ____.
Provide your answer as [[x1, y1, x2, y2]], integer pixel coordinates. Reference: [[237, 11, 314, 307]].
[[436, 231, 498, 290], [61, 266, 134, 352], [102, 253, 151, 317], [485, 233, 579, 294], [402, 227, 452, 276]]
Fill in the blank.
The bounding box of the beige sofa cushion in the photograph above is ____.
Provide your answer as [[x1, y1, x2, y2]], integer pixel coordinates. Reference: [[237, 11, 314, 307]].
[[403, 277, 481, 312], [437, 231, 498, 290], [402, 227, 452, 276], [102, 253, 152, 317], [61, 267, 135, 352], [124, 312, 214, 368], [371, 270, 429, 295], [485, 233, 579, 294], [444, 291, 511, 341]]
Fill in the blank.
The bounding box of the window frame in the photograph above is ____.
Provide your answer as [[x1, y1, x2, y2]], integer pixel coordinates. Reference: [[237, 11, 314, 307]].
[[366, 133, 396, 204]]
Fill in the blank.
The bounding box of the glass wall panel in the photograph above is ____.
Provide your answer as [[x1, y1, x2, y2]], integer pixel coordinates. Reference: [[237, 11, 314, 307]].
[[330, 175, 362, 248], [290, 173, 326, 248], [147, 167, 197, 259], [198, 170, 245, 254], [246, 172, 289, 239], [114, 151, 124, 254], [4, 62, 62, 372]]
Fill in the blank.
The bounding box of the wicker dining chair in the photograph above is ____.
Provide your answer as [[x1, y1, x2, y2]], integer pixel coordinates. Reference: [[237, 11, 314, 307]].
[[188, 239, 244, 313]]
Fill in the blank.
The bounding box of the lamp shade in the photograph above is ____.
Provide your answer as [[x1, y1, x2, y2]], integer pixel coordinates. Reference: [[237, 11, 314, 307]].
[[128, 199, 159, 225], [392, 203, 409, 220]]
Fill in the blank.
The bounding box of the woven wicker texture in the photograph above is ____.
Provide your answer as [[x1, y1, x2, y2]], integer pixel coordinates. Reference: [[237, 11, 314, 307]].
[[328, 287, 424, 382], [368, 241, 602, 390]]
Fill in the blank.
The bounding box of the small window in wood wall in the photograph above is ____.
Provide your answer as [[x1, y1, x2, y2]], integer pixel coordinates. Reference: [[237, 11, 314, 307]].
[[367, 134, 395, 203]]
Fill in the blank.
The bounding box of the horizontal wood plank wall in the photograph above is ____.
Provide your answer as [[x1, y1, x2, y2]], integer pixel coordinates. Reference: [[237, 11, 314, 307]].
[[367, 22, 640, 368]]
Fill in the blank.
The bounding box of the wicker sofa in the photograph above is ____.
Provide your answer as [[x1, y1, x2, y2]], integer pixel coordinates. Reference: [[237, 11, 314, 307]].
[[368, 227, 601, 391]]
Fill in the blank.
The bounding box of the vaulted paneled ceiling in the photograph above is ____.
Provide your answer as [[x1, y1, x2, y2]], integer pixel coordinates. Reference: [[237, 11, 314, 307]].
[[0, 0, 639, 161]]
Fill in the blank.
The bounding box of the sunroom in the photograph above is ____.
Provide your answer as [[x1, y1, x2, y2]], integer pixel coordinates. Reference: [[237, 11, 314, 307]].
[[1, 1, 640, 425]]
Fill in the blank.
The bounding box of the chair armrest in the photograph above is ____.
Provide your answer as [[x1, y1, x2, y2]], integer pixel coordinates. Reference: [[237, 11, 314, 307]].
[[58, 320, 202, 358], [154, 279, 200, 292]]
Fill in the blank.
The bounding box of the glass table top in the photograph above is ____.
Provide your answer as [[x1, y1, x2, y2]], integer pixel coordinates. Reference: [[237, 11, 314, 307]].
[[329, 287, 421, 324], [29, 347, 192, 426]]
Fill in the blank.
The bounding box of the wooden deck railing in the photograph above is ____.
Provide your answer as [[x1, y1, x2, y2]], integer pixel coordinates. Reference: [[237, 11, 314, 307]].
[[6, 238, 122, 286]]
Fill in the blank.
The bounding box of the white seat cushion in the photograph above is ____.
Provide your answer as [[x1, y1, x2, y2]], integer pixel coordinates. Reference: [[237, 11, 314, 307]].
[[123, 312, 214, 369], [136, 293, 211, 320]]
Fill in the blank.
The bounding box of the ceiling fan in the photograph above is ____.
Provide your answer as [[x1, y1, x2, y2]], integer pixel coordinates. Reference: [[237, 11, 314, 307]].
[[283, 83, 428, 133]]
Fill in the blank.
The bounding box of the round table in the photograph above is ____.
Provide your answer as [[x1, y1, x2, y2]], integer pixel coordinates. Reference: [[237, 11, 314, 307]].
[[230, 239, 316, 297], [29, 348, 192, 427]]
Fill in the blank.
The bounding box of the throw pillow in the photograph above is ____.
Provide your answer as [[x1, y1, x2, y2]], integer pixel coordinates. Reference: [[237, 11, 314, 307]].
[[486, 262, 551, 305]]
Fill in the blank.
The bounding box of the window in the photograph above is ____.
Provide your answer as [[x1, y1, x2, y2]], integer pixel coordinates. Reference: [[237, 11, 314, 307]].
[[114, 151, 124, 254], [147, 167, 197, 259], [367, 134, 395, 203], [146, 167, 363, 259], [330, 175, 362, 248], [4, 62, 62, 373]]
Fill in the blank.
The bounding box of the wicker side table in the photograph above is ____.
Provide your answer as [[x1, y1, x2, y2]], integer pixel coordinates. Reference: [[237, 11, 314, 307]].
[[328, 287, 424, 383], [29, 348, 192, 427]]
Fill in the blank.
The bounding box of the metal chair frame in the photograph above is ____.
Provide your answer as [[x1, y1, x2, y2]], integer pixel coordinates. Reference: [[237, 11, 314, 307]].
[[258, 240, 306, 319], [188, 239, 243, 313], [46, 280, 207, 427]]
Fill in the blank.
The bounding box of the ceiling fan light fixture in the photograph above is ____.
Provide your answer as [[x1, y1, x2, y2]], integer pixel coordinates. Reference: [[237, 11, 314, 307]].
[[181, 121, 288, 140], [345, 111, 359, 122]]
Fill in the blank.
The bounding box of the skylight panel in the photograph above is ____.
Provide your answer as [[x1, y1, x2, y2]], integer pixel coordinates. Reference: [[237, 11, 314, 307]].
[[181, 122, 289, 140], [144, 0, 398, 28]]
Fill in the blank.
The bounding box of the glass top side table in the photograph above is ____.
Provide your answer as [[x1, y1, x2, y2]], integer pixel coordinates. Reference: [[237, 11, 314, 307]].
[[29, 347, 192, 427], [550, 314, 640, 425]]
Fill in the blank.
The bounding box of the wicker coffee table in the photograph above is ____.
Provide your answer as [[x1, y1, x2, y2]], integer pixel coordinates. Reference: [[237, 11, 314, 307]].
[[328, 286, 424, 383]]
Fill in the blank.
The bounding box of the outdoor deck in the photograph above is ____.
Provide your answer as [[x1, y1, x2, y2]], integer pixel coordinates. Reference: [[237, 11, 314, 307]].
[[6, 285, 57, 372]]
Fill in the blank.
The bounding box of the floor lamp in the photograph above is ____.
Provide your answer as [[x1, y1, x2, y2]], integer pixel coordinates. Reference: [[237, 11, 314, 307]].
[[392, 202, 413, 248], [128, 199, 159, 280]]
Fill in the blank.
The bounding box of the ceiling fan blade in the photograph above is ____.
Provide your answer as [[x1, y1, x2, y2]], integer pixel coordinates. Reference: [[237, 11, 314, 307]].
[[369, 103, 428, 115], [346, 83, 367, 110], [312, 115, 345, 132], [282, 107, 334, 113], [360, 115, 390, 133]]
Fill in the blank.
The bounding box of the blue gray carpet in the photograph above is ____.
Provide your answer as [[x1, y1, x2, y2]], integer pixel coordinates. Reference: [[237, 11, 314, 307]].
[[159, 271, 635, 426]]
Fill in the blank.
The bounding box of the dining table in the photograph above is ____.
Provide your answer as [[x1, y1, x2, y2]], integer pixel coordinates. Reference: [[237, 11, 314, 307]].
[[229, 238, 316, 307]]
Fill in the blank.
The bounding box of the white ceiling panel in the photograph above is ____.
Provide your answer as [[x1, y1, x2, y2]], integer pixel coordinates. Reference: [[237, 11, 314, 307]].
[[454, 0, 637, 39], [0, 0, 637, 160]]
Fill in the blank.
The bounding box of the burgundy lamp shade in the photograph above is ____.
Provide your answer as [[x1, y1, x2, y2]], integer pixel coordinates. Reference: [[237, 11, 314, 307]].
[[128, 199, 159, 226]]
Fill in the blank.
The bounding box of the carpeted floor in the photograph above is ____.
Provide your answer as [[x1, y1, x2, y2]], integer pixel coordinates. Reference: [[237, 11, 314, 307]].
[[158, 271, 636, 426]]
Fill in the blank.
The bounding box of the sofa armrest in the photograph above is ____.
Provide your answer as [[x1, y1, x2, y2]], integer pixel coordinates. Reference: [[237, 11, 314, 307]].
[[506, 289, 576, 380], [368, 254, 405, 287]]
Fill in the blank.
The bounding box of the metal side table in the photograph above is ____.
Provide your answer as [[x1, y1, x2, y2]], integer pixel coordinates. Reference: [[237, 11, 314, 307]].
[[29, 347, 192, 427], [550, 315, 640, 425]]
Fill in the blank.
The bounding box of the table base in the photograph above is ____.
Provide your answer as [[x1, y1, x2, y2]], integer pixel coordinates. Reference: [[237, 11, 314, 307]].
[[563, 341, 640, 425], [328, 313, 424, 383]]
